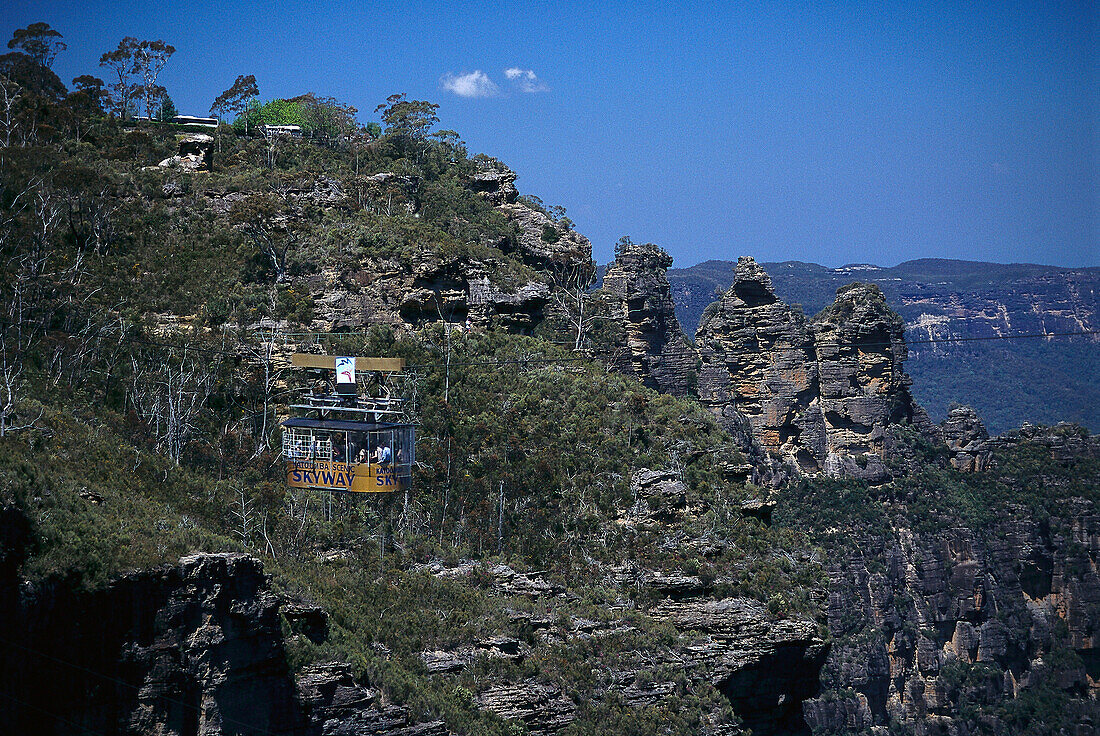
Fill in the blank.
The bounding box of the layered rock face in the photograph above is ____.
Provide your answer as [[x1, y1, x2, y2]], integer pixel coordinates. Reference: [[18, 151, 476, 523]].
[[651, 598, 829, 736], [2, 552, 302, 735], [696, 257, 932, 480], [669, 258, 1100, 434], [0, 551, 450, 736], [602, 242, 697, 396], [696, 257, 822, 471], [812, 282, 934, 479], [214, 159, 595, 335], [472, 158, 595, 284], [807, 502, 1100, 734]]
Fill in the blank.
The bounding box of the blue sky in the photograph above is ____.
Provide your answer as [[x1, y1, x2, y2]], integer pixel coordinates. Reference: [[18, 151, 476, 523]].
[[4, 1, 1097, 267]]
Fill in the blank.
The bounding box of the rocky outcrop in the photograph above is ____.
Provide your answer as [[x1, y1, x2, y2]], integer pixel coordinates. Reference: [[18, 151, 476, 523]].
[[812, 282, 935, 480], [468, 163, 518, 205], [669, 258, 1100, 434], [297, 662, 448, 736], [158, 133, 213, 171], [696, 257, 821, 472], [300, 246, 552, 334], [620, 467, 690, 527], [941, 405, 991, 471], [471, 158, 595, 281], [285, 159, 593, 335], [651, 597, 830, 736], [2, 552, 302, 735], [497, 201, 594, 278], [477, 681, 577, 735], [0, 552, 455, 736], [983, 421, 1100, 463], [696, 257, 933, 480], [418, 560, 565, 598], [602, 241, 697, 396]]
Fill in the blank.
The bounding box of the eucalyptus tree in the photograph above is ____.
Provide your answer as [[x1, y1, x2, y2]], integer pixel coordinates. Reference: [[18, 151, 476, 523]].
[[99, 37, 175, 119], [7, 22, 66, 68], [211, 74, 258, 130]]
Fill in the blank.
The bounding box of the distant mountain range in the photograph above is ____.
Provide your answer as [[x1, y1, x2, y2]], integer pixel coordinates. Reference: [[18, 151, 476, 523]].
[[665, 258, 1100, 433]]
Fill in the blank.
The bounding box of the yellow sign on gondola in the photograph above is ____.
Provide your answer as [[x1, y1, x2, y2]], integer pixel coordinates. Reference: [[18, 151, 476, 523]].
[[286, 460, 406, 493]]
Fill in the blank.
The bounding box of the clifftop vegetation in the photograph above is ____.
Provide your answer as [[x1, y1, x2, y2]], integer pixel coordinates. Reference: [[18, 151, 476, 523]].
[[0, 22, 822, 735], [3, 21, 1098, 736]]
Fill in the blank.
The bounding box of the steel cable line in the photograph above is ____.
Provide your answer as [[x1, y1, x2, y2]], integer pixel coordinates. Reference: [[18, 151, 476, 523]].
[[1, 315, 1096, 371]]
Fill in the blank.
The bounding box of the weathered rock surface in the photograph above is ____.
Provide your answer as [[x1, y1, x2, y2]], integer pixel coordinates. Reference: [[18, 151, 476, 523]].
[[941, 405, 991, 471], [696, 257, 933, 480], [696, 257, 821, 474], [602, 241, 697, 396], [0, 551, 454, 736], [808, 499, 1100, 734], [472, 158, 595, 281], [621, 467, 690, 527], [158, 133, 213, 171], [669, 258, 1100, 434], [651, 597, 830, 736], [477, 681, 578, 735], [2, 552, 302, 735], [983, 421, 1100, 463], [418, 559, 565, 598], [298, 159, 593, 334], [812, 282, 935, 480], [297, 662, 449, 736]]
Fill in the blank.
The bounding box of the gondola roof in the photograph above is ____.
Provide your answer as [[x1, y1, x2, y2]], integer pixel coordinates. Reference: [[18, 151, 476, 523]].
[[281, 417, 412, 432]]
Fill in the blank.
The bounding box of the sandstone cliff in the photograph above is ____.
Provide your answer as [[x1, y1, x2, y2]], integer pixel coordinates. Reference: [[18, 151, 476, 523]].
[[942, 405, 992, 472], [1, 551, 304, 735], [669, 258, 1100, 433], [601, 241, 697, 397], [200, 160, 595, 336], [784, 424, 1100, 735], [0, 540, 829, 736], [696, 257, 933, 481]]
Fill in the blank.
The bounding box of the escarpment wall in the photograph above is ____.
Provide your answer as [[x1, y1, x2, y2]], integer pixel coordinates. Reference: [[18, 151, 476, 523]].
[[696, 257, 934, 481], [219, 160, 596, 336], [0, 551, 303, 735], [805, 502, 1100, 735]]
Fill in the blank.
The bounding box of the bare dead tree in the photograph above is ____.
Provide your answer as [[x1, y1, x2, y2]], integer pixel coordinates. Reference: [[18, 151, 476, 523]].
[[231, 487, 255, 548], [0, 75, 22, 148], [128, 350, 217, 464], [242, 331, 286, 459], [0, 344, 42, 437], [547, 259, 597, 350]]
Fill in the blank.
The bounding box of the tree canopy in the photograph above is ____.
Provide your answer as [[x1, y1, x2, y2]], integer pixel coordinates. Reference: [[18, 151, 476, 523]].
[[98, 37, 175, 119], [7, 22, 66, 68], [211, 74, 259, 123]]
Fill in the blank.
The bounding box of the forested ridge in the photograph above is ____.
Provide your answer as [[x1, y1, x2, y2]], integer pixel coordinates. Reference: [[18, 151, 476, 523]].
[[1, 22, 1098, 736]]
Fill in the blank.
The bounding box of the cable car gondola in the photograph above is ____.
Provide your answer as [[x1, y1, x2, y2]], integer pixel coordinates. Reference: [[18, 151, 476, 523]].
[[280, 354, 413, 493]]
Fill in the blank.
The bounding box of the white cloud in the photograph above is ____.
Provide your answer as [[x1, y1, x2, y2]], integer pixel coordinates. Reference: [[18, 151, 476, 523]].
[[504, 67, 548, 93], [440, 70, 499, 98]]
